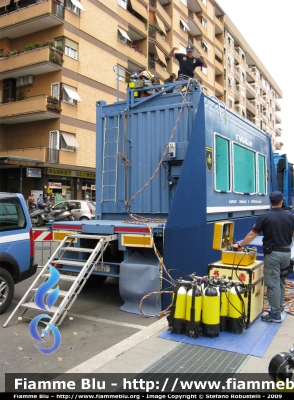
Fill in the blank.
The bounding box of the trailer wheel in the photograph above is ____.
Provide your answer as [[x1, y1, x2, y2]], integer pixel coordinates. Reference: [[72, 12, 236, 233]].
[[85, 275, 107, 288], [0, 268, 14, 315]]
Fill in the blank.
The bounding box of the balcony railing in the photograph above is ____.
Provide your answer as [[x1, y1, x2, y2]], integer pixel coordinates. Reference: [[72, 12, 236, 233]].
[[246, 82, 256, 97], [233, 87, 240, 100], [0, 46, 63, 80], [246, 99, 256, 114], [0, 95, 61, 123], [275, 127, 282, 137], [0, 0, 64, 37], [233, 68, 240, 81], [0, 146, 76, 164], [234, 50, 241, 60]]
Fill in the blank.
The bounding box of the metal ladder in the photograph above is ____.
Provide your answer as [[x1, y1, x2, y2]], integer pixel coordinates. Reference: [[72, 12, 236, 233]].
[[3, 233, 117, 328], [101, 115, 120, 202]]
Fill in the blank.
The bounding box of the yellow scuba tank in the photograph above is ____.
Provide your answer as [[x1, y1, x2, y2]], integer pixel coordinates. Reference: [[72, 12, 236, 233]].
[[219, 283, 229, 332], [228, 284, 245, 334], [202, 283, 220, 337], [168, 284, 187, 334], [185, 283, 202, 338]]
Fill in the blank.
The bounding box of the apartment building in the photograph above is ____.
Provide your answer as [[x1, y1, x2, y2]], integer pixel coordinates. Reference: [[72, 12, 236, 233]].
[[223, 15, 283, 151], [0, 0, 283, 198]]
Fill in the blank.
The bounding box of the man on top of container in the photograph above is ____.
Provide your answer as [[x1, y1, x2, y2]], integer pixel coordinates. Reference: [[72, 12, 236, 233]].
[[169, 45, 207, 81], [232, 191, 294, 323]]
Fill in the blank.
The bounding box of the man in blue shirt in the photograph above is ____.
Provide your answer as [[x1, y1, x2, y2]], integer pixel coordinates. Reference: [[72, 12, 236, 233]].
[[169, 45, 207, 80], [233, 191, 294, 323]]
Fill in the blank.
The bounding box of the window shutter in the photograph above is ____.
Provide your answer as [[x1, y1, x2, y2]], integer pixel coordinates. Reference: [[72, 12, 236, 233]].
[[49, 130, 60, 163]]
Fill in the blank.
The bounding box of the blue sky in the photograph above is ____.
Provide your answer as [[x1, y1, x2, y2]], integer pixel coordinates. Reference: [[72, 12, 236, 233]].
[[217, 0, 294, 162]]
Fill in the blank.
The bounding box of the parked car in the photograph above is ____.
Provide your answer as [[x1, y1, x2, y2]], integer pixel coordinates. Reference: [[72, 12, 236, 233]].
[[50, 200, 96, 221], [0, 192, 37, 314]]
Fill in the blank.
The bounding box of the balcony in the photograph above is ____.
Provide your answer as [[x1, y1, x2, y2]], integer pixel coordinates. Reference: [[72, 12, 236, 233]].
[[188, 11, 203, 36], [246, 82, 256, 99], [275, 127, 282, 137], [118, 5, 147, 36], [234, 50, 241, 62], [214, 81, 224, 96], [275, 114, 282, 124], [246, 67, 255, 83], [215, 37, 224, 52], [232, 87, 240, 100], [149, 0, 171, 28], [215, 16, 224, 34], [0, 46, 63, 80], [233, 68, 240, 81], [148, 29, 171, 55], [275, 100, 281, 112], [149, 60, 169, 80], [0, 95, 61, 124], [246, 99, 256, 115], [187, 0, 203, 13], [0, 147, 77, 165], [0, 0, 64, 39], [215, 59, 223, 75], [117, 41, 147, 68]]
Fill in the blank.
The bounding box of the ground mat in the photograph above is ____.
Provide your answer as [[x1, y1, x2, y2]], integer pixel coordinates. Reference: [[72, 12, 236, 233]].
[[158, 313, 287, 357], [141, 343, 248, 374]]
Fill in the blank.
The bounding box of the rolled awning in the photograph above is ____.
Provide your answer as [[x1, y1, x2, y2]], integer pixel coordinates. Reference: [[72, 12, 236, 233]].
[[180, 18, 190, 31], [61, 133, 80, 148], [155, 45, 167, 66], [70, 0, 85, 11], [155, 15, 166, 35], [118, 27, 132, 41], [63, 84, 82, 102], [129, 0, 148, 20]]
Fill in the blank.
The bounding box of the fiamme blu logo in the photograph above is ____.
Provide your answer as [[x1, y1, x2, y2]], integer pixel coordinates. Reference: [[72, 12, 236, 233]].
[[29, 265, 62, 354]]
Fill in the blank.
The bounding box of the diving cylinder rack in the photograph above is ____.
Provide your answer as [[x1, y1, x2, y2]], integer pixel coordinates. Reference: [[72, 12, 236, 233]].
[[168, 274, 248, 338]]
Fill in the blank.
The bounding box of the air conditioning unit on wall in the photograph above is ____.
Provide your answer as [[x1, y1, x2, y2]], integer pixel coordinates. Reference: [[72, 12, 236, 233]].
[[23, 75, 34, 86]]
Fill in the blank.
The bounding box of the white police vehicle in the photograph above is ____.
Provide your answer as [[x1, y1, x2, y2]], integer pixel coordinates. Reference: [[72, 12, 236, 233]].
[[0, 193, 37, 314]]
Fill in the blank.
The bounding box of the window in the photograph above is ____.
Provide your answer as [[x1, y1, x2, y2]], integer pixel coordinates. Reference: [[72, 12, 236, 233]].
[[0, 49, 3, 59], [180, 0, 187, 6], [228, 99, 233, 109], [228, 77, 232, 86], [117, 27, 131, 44], [215, 135, 230, 192], [202, 66, 207, 75], [62, 84, 82, 105], [228, 57, 231, 65], [51, 82, 60, 99], [258, 154, 266, 194], [118, 0, 127, 9], [201, 40, 208, 52], [233, 144, 256, 194], [241, 72, 245, 82], [201, 17, 207, 29], [65, 38, 78, 59], [180, 18, 190, 33], [0, 197, 26, 232], [61, 132, 80, 152]]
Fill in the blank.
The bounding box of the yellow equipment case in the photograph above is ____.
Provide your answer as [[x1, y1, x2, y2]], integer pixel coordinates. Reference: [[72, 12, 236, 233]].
[[208, 260, 264, 326]]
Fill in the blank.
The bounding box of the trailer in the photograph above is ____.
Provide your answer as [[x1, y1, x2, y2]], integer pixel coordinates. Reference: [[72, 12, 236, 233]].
[[42, 80, 280, 314]]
